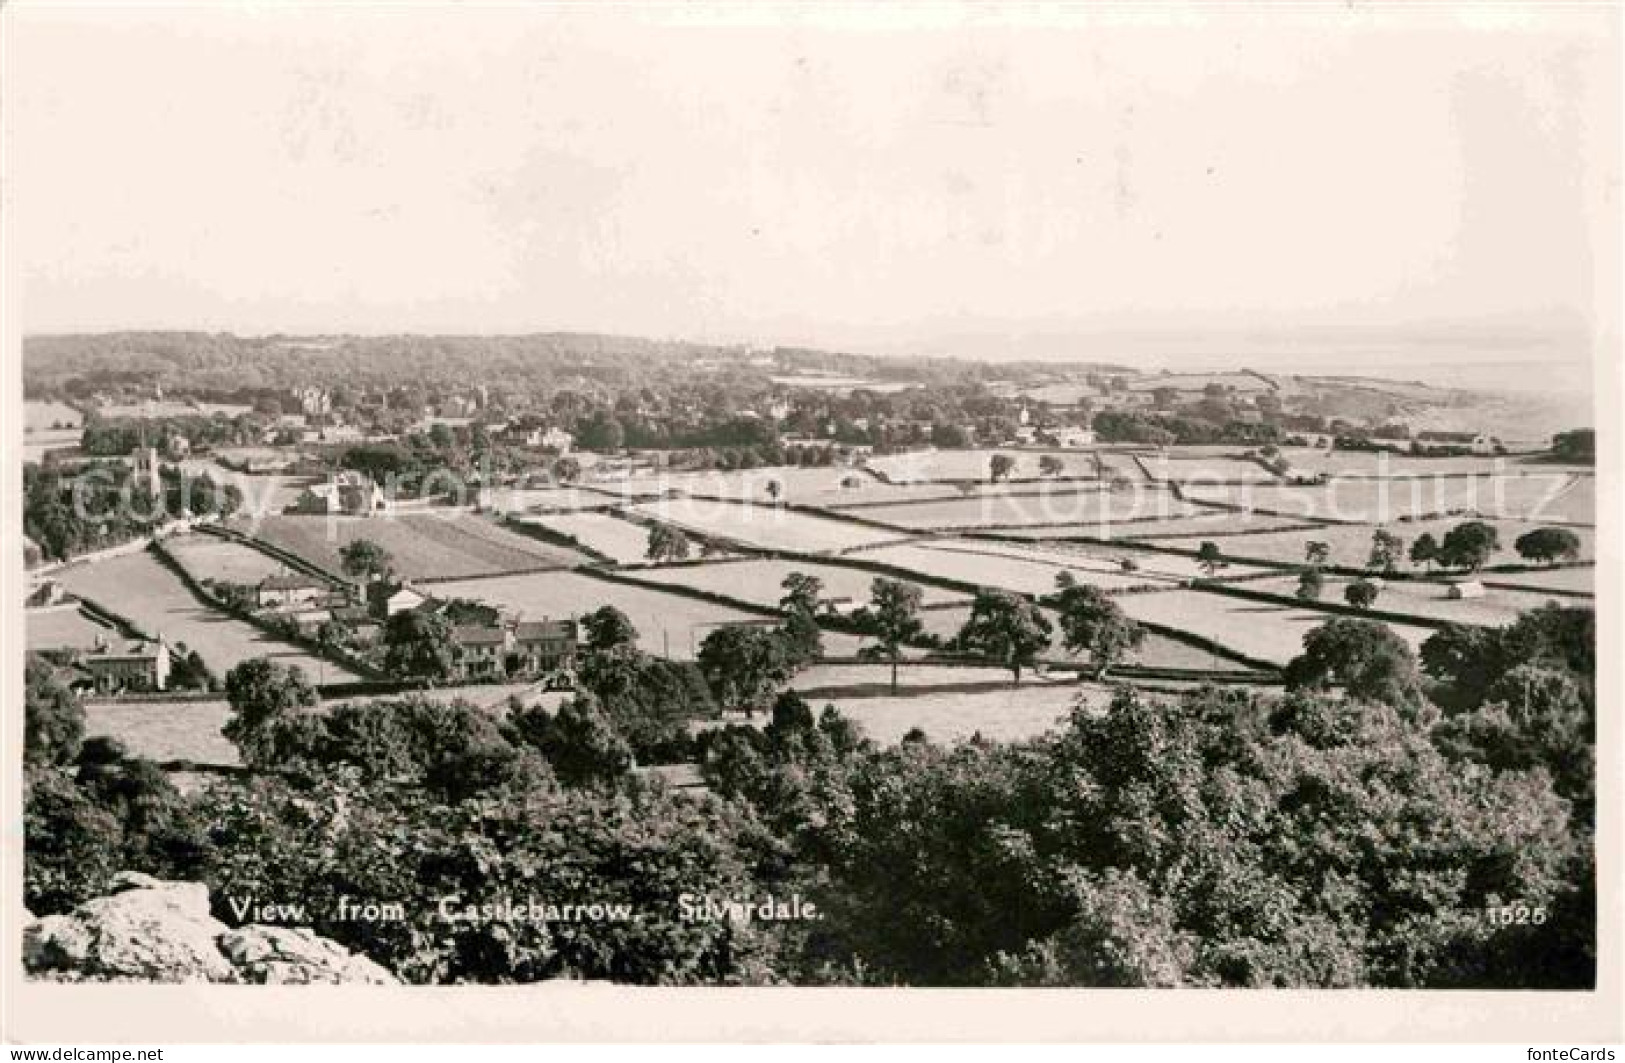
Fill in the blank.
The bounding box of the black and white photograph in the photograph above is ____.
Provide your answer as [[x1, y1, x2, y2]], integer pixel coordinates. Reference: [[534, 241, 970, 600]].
[[3, 1, 1619, 1046]]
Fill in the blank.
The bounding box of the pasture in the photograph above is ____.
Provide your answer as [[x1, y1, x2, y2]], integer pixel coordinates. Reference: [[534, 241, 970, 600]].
[[1144, 517, 1597, 571], [910, 604, 1256, 672], [867, 448, 1101, 483], [851, 488, 1198, 531], [480, 485, 619, 513], [1178, 474, 1575, 523], [1482, 567, 1595, 595], [935, 538, 1268, 582], [25, 400, 83, 431], [1137, 454, 1282, 484], [724, 680, 1110, 746], [26, 605, 115, 652], [84, 700, 239, 767], [1115, 588, 1437, 665], [83, 683, 553, 769], [180, 458, 315, 517], [1107, 512, 1320, 539], [1246, 574, 1571, 628], [515, 512, 658, 564], [1275, 447, 1528, 479], [790, 662, 1037, 694], [629, 497, 905, 553], [635, 558, 971, 609], [429, 569, 867, 659], [164, 533, 297, 586], [858, 543, 1156, 596], [53, 551, 363, 680], [245, 513, 591, 581]]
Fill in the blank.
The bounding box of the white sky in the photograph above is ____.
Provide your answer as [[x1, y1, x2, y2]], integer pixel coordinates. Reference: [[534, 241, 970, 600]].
[[4, 4, 1619, 364]]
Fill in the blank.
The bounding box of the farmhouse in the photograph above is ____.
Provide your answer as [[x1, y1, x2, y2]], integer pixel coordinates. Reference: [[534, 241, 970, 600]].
[[256, 572, 329, 610], [82, 637, 172, 693], [512, 618, 578, 674], [451, 624, 510, 679], [288, 471, 388, 516], [1471, 434, 1504, 456], [818, 595, 862, 617], [1052, 427, 1096, 448], [288, 607, 332, 635], [369, 581, 429, 619], [541, 428, 574, 453], [25, 578, 66, 607]]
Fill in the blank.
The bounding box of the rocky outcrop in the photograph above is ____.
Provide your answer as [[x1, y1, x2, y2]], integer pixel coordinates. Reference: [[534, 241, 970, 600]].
[[22, 872, 397, 985]]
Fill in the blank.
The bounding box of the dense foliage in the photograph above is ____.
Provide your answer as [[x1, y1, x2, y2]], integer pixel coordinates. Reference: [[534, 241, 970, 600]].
[[23, 594, 1595, 987]]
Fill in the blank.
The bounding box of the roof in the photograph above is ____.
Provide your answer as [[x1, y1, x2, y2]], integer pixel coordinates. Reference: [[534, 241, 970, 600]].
[[452, 625, 508, 647], [86, 639, 167, 662], [260, 572, 325, 591], [514, 619, 576, 641], [370, 581, 425, 602]]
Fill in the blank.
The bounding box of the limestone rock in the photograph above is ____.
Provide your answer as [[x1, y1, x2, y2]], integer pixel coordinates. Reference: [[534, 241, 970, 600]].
[[22, 873, 399, 985], [24, 875, 234, 983], [219, 926, 397, 985]]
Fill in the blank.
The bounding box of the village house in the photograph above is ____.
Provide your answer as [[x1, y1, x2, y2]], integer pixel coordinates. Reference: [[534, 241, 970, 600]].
[[256, 572, 329, 610], [540, 427, 574, 453], [294, 386, 332, 417], [289, 607, 332, 635], [25, 578, 66, 608], [82, 637, 172, 693], [287, 471, 388, 516], [1052, 426, 1097, 448], [451, 624, 511, 680], [1471, 433, 1504, 456], [512, 618, 578, 675], [368, 581, 430, 619]]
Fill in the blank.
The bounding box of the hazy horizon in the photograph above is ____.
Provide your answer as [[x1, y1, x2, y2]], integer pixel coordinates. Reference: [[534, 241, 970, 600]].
[[8, 6, 1619, 364]]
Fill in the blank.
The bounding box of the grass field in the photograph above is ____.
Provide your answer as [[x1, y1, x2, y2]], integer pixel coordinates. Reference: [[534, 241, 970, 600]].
[[858, 543, 1157, 595], [1483, 567, 1596, 595], [867, 448, 1102, 483], [818, 481, 983, 507], [26, 605, 115, 652], [179, 459, 316, 518], [583, 465, 892, 506], [53, 551, 363, 680], [244, 513, 591, 580], [1137, 455, 1281, 483], [634, 558, 972, 609], [1275, 447, 1577, 479], [1247, 574, 1571, 628], [790, 662, 1036, 693], [714, 680, 1110, 746], [84, 700, 239, 766], [1116, 588, 1437, 665], [1144, 517, 1597, 571], [1181, 473, 1579, 523], [936, 538, 1269, 583], [515, 511, 658, 563], [1108, 512, 1322, 539], [83, 684, 550, 769], [629, 497, 906, 553], [480, 485, 619, 513], [911, 604, 1255, 671], [430, 569, 868, 659], [25, 399, 84, 431], [164, 534, 299, 586], [852, 489, 1198, 530]]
